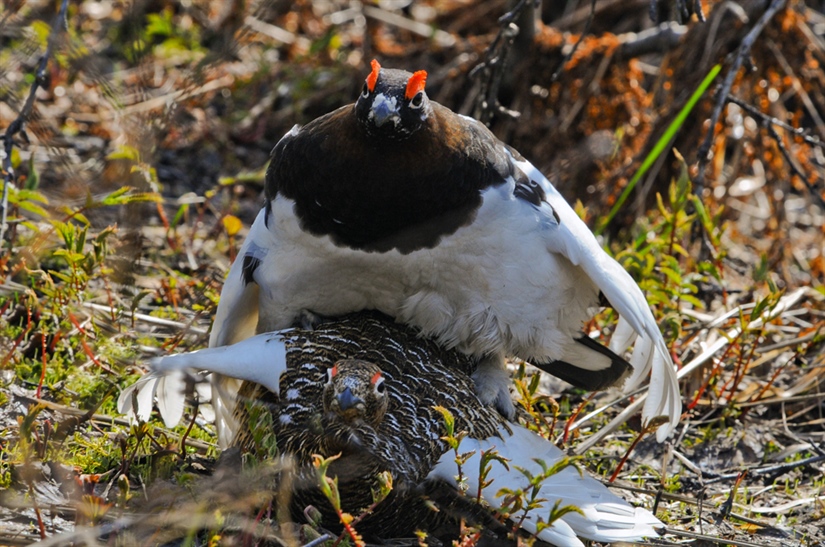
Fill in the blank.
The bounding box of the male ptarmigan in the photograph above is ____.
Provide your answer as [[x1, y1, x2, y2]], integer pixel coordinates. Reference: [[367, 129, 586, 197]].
[[119, 312, 663, 547], [208, 59, 680, 440]]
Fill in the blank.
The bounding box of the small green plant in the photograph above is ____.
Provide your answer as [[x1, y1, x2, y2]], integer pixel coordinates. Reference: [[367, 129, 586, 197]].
[[512, 364, 559, 439], [614, 158, 725, 346], [434, 405, 471, 493], [496, 457, 584, 537], [313, 452, 393, 547]]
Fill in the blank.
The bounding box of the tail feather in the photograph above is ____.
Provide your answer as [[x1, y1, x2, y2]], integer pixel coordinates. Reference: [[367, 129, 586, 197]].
[[536, 335, 632, 391], [610, 317, 660, 398], [429, 425, 662, 546]]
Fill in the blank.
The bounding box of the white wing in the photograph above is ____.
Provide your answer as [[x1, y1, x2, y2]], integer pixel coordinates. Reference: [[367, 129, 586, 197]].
[[208, 208, 276, 444], [429, 424, 662, 547], [210, 209, 269, 348], [509, 152, 681, 441], [117, 330, 291, 434]]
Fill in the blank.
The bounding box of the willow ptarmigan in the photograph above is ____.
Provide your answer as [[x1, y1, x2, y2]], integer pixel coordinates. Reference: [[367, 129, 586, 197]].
[[119, 312, 662, 546], [208, 59, 680, 439]]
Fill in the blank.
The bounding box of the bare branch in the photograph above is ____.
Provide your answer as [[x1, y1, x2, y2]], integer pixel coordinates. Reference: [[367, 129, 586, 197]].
[[1, 0, 70, 248], [694, 0, 788, 196]]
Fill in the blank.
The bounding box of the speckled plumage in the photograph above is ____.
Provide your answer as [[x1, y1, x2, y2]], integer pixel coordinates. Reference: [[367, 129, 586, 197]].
[[119, 311, 663, 547], [231, 312, 504, 538]]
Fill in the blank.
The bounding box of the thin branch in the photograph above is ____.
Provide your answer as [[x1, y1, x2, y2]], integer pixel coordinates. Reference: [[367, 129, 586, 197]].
[[469, 0, 538, 124], [704, 454, 825, 484], [650, 0, 706, 23], [571, 288, 808, 454], [664, 526, 782, 547], [550, 0, 596, 83], [725, 94, 825, 149], [615, 22, 687, 60], [694, 0, 787, 196], [763, 118, 825, 208], [1, 0, 70, 247]]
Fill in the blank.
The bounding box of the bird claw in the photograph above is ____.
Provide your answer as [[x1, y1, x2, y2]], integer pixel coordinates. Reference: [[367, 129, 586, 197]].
[[471, 356, 515, 421]]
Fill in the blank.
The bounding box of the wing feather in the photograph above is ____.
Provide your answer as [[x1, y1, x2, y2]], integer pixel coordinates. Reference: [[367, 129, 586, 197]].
[[117, 330, 291, 437], [429, 424, 662, 545], [508, 152, 681, 438]]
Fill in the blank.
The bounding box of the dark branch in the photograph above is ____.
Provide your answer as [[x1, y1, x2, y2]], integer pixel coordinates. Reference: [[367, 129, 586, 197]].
[[694, 0, 788, 196], [704, 453, 825, 484], [468, 0, 538, 125], [726, 93, 825, 149], [650, 0, 706, 24], [764, 118, 825, 209], [1, 0, 70, 247], [550, 0, 596, 84]]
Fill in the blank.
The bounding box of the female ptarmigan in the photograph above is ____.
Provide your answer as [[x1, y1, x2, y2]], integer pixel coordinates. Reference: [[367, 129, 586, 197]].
[[119, 312, 662, 547], [209, 60, 681, 439]]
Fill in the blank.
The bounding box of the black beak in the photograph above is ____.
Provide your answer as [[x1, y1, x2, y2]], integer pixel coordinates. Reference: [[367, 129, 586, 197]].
[[336, 387, 363, 411]]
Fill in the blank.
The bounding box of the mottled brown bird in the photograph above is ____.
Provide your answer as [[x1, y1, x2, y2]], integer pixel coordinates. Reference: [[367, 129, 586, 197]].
[[120, 312, 662, 547]]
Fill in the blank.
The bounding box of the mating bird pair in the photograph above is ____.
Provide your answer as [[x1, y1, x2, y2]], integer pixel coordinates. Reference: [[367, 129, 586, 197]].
[[120, 60, 682, 545]]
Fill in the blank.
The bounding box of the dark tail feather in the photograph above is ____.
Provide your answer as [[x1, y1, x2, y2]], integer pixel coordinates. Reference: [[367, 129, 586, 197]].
[[532, 335, 631, 391]]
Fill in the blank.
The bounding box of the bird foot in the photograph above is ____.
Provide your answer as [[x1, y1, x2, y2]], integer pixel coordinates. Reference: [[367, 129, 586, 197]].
[[471, 356, 515, 421]]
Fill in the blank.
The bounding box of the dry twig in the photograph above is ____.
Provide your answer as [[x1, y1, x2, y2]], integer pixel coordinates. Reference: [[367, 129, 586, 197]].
[[1, 0, 70, 247], [695, 0, 787, 196]]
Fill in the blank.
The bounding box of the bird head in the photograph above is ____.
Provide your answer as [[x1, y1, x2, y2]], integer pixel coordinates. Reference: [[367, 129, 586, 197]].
[[323, 359, 389, 427], [355, 59, 430, 140]]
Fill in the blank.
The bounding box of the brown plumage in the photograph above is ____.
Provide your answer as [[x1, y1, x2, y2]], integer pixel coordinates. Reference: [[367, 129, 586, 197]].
[[232, 312, 504, 540]]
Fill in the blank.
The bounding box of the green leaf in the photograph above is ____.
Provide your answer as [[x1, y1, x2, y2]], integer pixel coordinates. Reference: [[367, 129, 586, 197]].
[[106, 145, 141, 162], [98, 188, 162, 207], [31, 21, 51, 47], [25, 154, 39, 190], [170, 203, 188, 230], [659, 266, 683, 285], [145, 11, 174, 39], [433, 406, 455, 437]]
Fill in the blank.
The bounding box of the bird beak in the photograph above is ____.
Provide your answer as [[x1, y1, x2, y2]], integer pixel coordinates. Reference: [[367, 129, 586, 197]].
[[336, 387, 363, 411], [370, 94, 399, 128]]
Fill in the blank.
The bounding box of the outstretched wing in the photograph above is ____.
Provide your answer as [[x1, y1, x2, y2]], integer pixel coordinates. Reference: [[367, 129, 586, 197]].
[[507, 150, 681, 441], [117, 330, 291, 440], [429, 424, 662, 547]]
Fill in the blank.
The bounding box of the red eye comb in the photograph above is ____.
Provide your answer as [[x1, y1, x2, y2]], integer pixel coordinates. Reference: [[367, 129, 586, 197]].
[[370, 371, 382, 384], [405, 70, 427, 100], [367, 59, 381, 92], [330, 364, 338, 377]]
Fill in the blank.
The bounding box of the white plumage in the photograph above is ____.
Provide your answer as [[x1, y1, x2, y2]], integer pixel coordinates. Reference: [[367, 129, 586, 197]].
[[431, 425, 662, 546], [209, 139, 680, 442]]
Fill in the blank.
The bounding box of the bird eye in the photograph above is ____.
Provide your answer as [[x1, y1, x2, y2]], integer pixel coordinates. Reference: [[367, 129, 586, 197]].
[[374, 378, 386, 393], [361, 82, 370, 99], [410, 91, 424, 109]]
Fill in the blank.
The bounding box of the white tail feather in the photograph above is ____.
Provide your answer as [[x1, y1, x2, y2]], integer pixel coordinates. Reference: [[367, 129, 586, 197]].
[[429, 425, 662, 546]]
